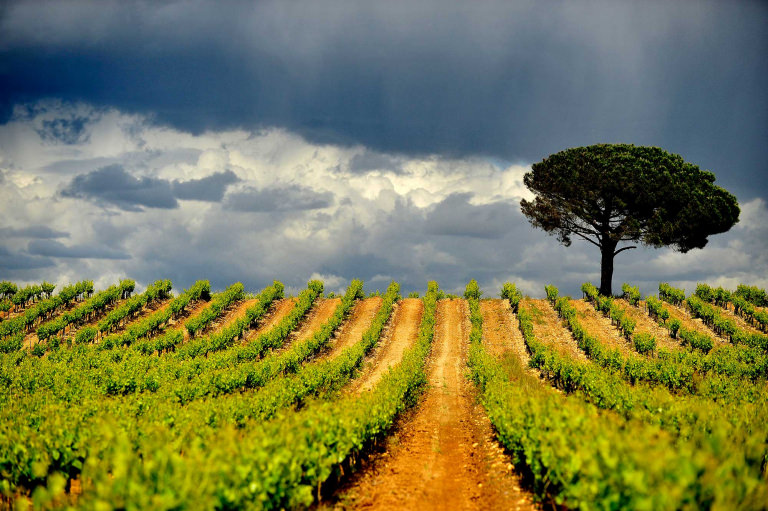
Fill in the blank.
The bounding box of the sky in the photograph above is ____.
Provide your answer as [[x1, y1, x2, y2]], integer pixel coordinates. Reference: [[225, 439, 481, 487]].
[[0, 0, 766, 297]]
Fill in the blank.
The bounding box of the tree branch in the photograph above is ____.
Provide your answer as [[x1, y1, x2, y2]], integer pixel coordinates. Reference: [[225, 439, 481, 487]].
[[572, 230, 602, 248], [614, 245, 637, 256]]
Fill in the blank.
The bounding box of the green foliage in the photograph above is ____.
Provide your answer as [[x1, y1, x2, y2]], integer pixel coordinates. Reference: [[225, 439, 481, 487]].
[[184, 282, 245, 338], [735, 284, 768, 307], [75, 326, 97, 345], [36, 280, 135, 341], [633, 332, 656, 354], [463, 279, 482, 300], [407, 291, 420, 298], [467, 282, 768, 509], [0, 281, 18, 299], [521, 144, 740, 251], [500, 283, 522, 312], [100, 280, 210, 351], [686, 294, 768, 351], [659, 282, 686, 306], [621, 283, 641, 305], [97, 279, 172, 334]]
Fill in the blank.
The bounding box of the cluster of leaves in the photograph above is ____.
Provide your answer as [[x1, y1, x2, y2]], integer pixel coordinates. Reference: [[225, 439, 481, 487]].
[[237, 281, 399, 421], [99, 280, 211, 352], [85, 282, 436, 509], [644, 295, 713, 353], [36, 280, 135, 341], [97, 280, 173, 334], [0, 281, 18, 299], [732, 295, 768, 332], [735, 284, 768, 307], [173, 281, 285, 359], [696, 282, 768, 333], [686, 294, 768, 351], [621, 283, 641, 306], [500, 283, 522, 312], [659, 282, 685, 305], [184, 283, 245, 338], [550, 285, 768, 394], [11, 284, 44, 307], [0, 280, 438, 509], [695, 283, 731, 307], [581, 282, 639, 342], [170, 280, 363, 403], [467, 282, 767, 510], [0, 281, 93, 341]]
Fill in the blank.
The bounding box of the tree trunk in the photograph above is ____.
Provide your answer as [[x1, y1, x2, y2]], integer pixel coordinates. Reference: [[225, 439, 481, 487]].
[[599, 241, 616, 296]]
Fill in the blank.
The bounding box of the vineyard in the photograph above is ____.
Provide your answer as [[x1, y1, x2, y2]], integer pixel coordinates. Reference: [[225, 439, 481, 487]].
[[1, 277, 767, 510]]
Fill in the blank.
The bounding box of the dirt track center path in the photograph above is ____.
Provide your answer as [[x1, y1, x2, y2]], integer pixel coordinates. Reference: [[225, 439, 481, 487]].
[[336, 299, 536, 510]]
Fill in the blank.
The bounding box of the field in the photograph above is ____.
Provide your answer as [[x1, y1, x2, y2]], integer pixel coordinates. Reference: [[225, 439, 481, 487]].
[[1, 278, 767, 510]]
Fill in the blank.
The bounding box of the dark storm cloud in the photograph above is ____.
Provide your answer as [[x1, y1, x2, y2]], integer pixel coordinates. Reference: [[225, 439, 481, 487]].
[[172, 170, 240, 201], [347, 151, 404, 174], [60, 165, 239, 210], [27, 239, 130, 260], [223, 185, 334, 212], [424, 193, 518, 239], [0, 246, 56, 270], [1, 1, 765, 199], [0, 225, 69, 239], [61, 164, 178, 211], [36, 116, 89, 145]]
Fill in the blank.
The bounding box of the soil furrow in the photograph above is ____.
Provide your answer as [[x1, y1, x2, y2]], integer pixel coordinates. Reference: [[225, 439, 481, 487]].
[[243, 298, 297, 342], [521, 299, 589, 362], [661, 302, 730, 346], [337, 299, 534, 510], [347, 298, 423, 395], [322, 297, 383, 360], [277, 298, 341, 353], [567, 299, 635, 357], [714, 302, 765, 336], [614, 299, 681, 352], [480, 299, 538, 381]]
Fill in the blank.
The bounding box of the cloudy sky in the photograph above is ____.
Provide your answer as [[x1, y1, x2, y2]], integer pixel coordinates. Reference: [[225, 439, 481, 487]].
[[0, 0, 766, 297]]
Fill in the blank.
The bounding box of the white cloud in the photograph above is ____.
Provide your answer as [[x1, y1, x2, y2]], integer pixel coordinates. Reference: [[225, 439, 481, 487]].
[[0, 100, 766, 299]]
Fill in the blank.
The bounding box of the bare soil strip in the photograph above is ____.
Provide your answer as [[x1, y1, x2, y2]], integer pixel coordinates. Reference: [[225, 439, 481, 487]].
[[277, 298, 341, 353], [521, 299, 589, 362], [614, 299, 681, 352], [347, 298, 423, 394], [243, 298, 297, 342], [322, 297, 383, 360], [337, 299, 534, 510], [714, 302, 765, 336], [568, 299, 636, 357], [480, 300, 539, 382], [170, 299, 214, 341], [24, 297, 136, 348], [204, 298, 255, 334], [662, 302, 730, 346]]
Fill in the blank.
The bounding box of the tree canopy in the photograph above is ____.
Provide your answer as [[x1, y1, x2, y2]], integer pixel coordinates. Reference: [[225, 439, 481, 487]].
[[520, 144, 740, 295]]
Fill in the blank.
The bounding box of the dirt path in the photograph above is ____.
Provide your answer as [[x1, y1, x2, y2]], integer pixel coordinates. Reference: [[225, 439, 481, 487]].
[[168, 299, 212, 341], [568, 299, 635, 357], [322, 297, 383, 359], [480, 300, 540, 382], [714, 302, 766, 336], [208, 298, 257, 333], [521, 299, 589, 362], [279, 298, 341, 352], [347, 298, 423, 394], [662, 302, 730, 346], [243, 298, 297, 342], [614, 299, 681, 352], [337, 299, 534, 510]]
